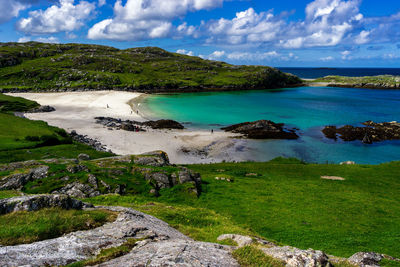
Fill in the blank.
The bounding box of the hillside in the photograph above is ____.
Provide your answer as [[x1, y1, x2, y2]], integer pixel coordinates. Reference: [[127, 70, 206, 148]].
[[312, 75, 400, 89], [0, 42, 301, 93]]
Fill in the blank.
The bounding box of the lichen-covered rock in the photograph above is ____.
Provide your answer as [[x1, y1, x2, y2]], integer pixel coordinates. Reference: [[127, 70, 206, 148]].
[[28, 105, 55, 113], [145, 172, 171, 189], [348, 252, 383, 267], [134, 150, 170, 167], [52, 182, 100, 198], [0, 194, 84, 215], [97, 239, 239, 267], [88, 174, 98, 189], [78, 153, 90, 161], [0, 165, 49, 190], [261, 246, 330, 267], [222, 120, 299, 139], [66, 164, 89, 173]]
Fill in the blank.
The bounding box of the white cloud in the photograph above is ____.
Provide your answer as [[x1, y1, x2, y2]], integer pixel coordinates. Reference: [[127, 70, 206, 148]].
[[18, 36, 60, 43], [208, 50, 226, 60], [88, 0, 225, 41], [227, 51, 279, 61], [176, 49, 194, 56], [341, 50, 351, 59], [16, 0, 96, 34], [320, 56, 334, 61], [98, 0, 106, 7], [0, 0, 32, 24]]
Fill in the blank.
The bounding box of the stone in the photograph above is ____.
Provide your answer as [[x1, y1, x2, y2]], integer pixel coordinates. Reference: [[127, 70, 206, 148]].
[[77, 153, 90, 161], [143, 119, 184, 129], [100, 180, 111, 192], [134, 151, 170, 167], [52, 182, 100, 198], [0, 166, 49, 190], [114, 184, 126, 195], [222, 120, 299, 139], [348, 252, 383, 267], [178, 167, 201, 185], [28, 105, 56, 113], [87, 174, 98, 189], [217, 234, 254, 247], [66, 164, 89, 173], [261, 246, 330, 267], [145, 172, 171, 189], [0, 194, 84, 215]]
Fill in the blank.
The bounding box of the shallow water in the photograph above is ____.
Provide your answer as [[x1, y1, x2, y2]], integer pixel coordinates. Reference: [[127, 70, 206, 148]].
[[142, 87, 400, 164]]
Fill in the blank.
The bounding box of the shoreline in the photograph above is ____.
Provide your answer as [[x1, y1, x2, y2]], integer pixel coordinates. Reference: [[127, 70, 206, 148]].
[[7, 91, 245, 164]]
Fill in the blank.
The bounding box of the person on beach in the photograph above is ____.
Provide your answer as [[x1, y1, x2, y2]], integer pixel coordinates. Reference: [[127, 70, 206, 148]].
[[211, 129, 214, 134], [107, 104, 109, 108]]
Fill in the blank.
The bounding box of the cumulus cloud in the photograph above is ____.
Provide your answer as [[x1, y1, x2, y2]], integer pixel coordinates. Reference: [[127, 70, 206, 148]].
[[0, 0, 35, 24], [88, 0, 224, 41], [18, 36, 60, 43], [98, 0, 106, 7], [16, 0, 96, 34], [176, 49, 194, 56], [227, 51, 279, 61], [320, 56, 334, 61]]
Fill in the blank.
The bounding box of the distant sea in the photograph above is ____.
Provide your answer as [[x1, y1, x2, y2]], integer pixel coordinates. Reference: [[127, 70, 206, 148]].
[[278, 67, 400, 79]]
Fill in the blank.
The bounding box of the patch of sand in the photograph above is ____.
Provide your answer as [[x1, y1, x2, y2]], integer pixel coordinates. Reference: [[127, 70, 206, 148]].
[[8, 91, 246, 164]]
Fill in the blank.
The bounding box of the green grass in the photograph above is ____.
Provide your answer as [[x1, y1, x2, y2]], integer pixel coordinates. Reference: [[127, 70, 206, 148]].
[[0, 190, 22, 199], [0, 93, 39, 112], [232, 245, 285, 267], [313, 75, 400, 88], [0, 42, 301, 92], [0, 208, 117, 245], [86, 159, 400, 258]]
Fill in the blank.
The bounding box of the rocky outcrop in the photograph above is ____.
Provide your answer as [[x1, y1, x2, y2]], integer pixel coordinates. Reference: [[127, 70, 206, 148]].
[[0, 165, 49, 190], [133, 150, 170, 167], [78, 153, 90, 161], [28, 105, 55, 113], [322, 121, 400, 143], [348, 252, 383, 267], [0, 205, 238, 267], [70, 130, 111, 152], [222, 120, 299, 139], [0, 194, 85, 215], [52, 182, 100, 198], [218, 234, 253, 247], [95, 116, 184, 131], [261, 246, 330, 267]]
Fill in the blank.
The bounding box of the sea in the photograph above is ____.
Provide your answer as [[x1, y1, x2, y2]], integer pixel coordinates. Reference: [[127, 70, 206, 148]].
[[141, 68, 400, 164]]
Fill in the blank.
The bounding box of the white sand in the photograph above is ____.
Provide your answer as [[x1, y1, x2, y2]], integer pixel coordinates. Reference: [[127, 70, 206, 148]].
[[8, 91, 247, 164]]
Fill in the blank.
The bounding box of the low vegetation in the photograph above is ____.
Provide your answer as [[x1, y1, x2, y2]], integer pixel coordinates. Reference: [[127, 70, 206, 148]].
[[0, 208, 117, 246], [313, 75, 400, 88], [232, 245, 285, 267], [0, 42, 301, 92]]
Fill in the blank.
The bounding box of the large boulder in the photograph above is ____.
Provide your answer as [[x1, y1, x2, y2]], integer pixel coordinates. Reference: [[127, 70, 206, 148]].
[[134, 151, 170, 167], [0, 166, 49, 190], [28, 105, 56, 113], [222, 120, 299, 139], [0, 194, 84, 215], [143, 119, 184, 129]]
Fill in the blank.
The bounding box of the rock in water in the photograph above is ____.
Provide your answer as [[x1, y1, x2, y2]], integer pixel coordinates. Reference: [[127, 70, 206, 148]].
[[222, 120, 299, 139]]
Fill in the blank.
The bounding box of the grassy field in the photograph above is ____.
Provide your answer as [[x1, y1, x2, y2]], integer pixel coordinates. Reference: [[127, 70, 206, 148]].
[[0, 93, 39, 112], [0, 208, 117, 245], [0, 42, 301, 92], [87, 158, 400, 259]]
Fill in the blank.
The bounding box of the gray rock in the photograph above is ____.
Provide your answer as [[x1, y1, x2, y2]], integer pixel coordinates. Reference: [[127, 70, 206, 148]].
[[134, 150, 170, 167], [0, 194, 84, 215], [348, 252, 383, 267], [261, 246, 330, 267], [100, 180, 111, 192], [145, 172, 171, 189], [88, 174, 98, 189], [28, 105, 56, 113], [178, 167, 201, 185], [53, 182, 100, 198], [66, 164, 89, 173], [78, 153, 90, 161], [114, 184, 126, 195], [0, 166, 49, 190], [217, 234, 253, 247], [97, 239, 239, 267], [0, 206, 191, 267]]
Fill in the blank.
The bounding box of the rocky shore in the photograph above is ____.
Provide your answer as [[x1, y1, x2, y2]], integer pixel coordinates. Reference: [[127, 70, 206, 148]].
[[95, 116, 184, 131], [70, 130, 111, 152], [322, 121, 400, 143], [222, 120, 299, 139]]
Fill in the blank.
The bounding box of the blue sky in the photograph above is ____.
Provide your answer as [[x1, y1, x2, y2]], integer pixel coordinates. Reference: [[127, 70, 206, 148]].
[[1, 0, 400, 67]]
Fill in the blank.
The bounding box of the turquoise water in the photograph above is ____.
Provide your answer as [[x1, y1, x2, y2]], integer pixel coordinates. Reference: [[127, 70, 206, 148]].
[[142, 87, 400, 164]]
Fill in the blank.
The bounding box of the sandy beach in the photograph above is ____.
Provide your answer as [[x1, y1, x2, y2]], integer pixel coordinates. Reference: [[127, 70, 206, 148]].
[[8, 91, 247, 164]]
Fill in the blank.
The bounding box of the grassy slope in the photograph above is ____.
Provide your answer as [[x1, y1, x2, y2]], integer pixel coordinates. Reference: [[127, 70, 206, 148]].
[[0, 208, 117, 245], [87, 158, 400, 259], [0, 42, 301, 92], [0, 93, 112, 163], [313, 75, 400, 88]]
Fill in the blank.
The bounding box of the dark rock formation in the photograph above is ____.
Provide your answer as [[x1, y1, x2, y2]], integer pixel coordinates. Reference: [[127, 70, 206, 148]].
[[322, 121, 400, 143], [66, 164, 89, 173], [95, 117, 184, 131], [28, 105, 55, 113], [222, 120, 299, 139], [0, 165, 49, 190], [0, 194, 85, 215], [70, 130, 110, 152], [77, 153, 90, 161]]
